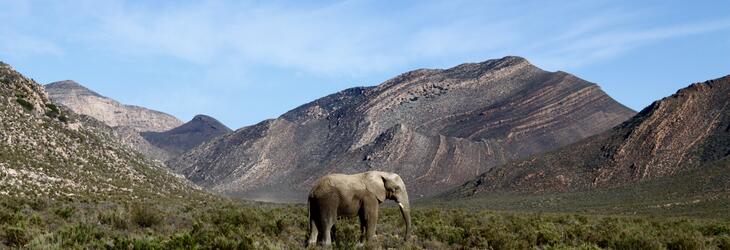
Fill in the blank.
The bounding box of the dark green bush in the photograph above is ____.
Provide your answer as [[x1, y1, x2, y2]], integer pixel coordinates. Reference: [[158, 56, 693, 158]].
[[130, 203, 162, 228], [54, 205, 76, 219], [2, 223, 29, 247], [56, 223, 105, 248], [705, 224, 730, 236], [15, 98, 34, 111], [98, 209, 128, 230], [45, 103, 60, 118], [715, 235, 730, 250], [666, 234, 704, 250]]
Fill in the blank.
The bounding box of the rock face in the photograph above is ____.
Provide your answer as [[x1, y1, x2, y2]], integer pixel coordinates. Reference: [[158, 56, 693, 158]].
[[453, 75, 730, 196], [141, 115, 232, 157], [173, 56, 636, 202], [45, 80, 182, 132], [44, 80, 228, 163], [0, 61, 200, 200]]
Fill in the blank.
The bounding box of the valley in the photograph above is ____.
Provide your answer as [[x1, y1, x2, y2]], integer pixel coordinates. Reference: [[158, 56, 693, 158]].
[[1, 57, 728, 249]]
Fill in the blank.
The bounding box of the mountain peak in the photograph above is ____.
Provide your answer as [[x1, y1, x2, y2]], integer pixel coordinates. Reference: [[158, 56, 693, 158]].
[[141, 114, 232, 157], [188, 114, 231, 131], [490, 55, 529, 65], [45, 80, 182, 132], [192, 114, 217, 122], [46, 80, 103, 97]]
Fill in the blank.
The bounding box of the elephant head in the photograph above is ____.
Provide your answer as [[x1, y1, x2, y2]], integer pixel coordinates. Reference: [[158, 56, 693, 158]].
[[365, 172, 411, 241]]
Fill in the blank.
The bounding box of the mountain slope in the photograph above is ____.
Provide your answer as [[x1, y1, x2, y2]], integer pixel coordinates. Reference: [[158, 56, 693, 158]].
[[453, 75, 730, 196], [141, 115, 232, 157], [45, 80, 182, 132], [173, 56, 635, 201], [0, 61, 201, 201], [430, 156, 730, 218]]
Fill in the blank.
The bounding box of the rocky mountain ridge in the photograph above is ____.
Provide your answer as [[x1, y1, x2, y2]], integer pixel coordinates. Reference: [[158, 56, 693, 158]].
[[142, 114, 232, 158], [452, 75, 730, 196], [45, 80, 231, 163], [0, 61, 202, 201], [46, 80, 183, 132], [172, 56, 636, 202]]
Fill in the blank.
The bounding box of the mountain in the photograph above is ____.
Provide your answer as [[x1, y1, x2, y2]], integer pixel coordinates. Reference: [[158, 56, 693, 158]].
[[452, 75, 730, 197], [45, 80, 227, 163], [0, 61, 201, 201], [45, 80, 182, 132], [141, 115, 232, 157], [45, 81, 231, 163], [172, 56, 636, 202]]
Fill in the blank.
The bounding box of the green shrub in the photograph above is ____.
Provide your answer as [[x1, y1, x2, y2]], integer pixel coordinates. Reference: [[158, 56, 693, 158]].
[[610, 236, 663, 250], [715, 235, 730, 250], [56, 223, 105, 248], [98, 209, 129, 230], [704, 225, 730, 236], [666, 234, 704, 250], [132, 237, 163, 250], [130, 204, 162, 228], [536, 222, 562, 246], [164, 232, 197, 249], [27, 198, 48, 211], [45, 103, 60, 118], [16, 98, 34, 111], [2, 223, 29, 247], [54, 205, 76, 219]]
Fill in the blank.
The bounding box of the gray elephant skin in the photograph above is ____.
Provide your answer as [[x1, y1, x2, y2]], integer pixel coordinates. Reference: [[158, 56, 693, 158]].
[[307, 171, 411, 247]]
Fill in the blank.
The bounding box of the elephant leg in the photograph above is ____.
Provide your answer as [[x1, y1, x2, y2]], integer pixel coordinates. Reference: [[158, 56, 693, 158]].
[[320, 204, 337, 247], [363, 198, 379, 242], [331, 224, 337, 246], [307, 217, 318, 247], [359, 211, 367, 242], [322, 217, 335, 247], [307, 200, 320, 247]]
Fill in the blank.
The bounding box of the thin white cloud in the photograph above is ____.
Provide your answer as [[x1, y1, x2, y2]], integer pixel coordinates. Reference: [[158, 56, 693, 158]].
[[530, 18, 730, 69], [0, 31, 64, 58], [5, 0, 729, 76]]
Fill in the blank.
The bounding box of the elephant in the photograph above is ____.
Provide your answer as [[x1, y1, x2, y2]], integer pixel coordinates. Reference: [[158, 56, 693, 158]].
[[307, 171, 411, 247]]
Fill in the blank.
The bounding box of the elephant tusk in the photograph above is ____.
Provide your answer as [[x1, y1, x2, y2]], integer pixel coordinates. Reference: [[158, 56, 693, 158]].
[[398, 203, 404, 209]]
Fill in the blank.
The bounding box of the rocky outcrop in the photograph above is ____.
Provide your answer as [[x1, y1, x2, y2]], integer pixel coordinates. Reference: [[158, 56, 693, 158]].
[[45, 80, 182, 132], [141, 115, 232, 158], [173, 56, 635, 202], [0, 61, 201, 200], [453, 75, 730, 196]]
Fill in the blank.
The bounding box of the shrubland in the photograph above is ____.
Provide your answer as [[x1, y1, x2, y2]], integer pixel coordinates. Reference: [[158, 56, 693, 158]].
[[2, 196, 730, 249]]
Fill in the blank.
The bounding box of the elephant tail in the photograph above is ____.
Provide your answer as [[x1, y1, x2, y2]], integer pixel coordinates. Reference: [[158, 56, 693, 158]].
[[306, 197, 319, 246]]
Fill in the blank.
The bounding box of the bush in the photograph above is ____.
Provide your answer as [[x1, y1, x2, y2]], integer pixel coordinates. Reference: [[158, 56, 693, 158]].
[[56, 223, 104, 248], [715, 235, 730, 250], [2, 223, 29, 247], [54, 205, 76, 219], [130, 204, 162, 228], [666, 234, 704, 250], [15, 98, 34, 111], [98, 209, 128, 230], [705, 225, 730, 236], [45, 103, 60, 118]]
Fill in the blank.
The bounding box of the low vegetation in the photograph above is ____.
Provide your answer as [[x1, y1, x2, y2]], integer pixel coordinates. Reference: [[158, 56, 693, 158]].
[[1, 196, 730, 249]]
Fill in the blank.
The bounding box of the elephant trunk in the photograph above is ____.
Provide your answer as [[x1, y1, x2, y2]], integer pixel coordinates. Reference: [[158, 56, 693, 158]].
[[398, 196, 411, 241]]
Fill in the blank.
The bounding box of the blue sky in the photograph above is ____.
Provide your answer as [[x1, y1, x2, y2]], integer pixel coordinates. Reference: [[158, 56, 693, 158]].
[[1, 0, 728, 129]]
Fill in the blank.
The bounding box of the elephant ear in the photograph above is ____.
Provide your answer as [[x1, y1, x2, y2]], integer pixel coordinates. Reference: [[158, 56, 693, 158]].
[[364, 172, 387, 203]]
